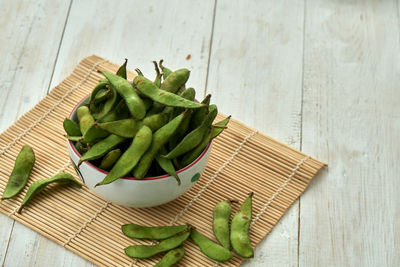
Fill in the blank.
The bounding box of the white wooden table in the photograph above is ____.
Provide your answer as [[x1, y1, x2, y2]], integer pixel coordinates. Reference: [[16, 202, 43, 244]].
[[1, 0, 399, 266]]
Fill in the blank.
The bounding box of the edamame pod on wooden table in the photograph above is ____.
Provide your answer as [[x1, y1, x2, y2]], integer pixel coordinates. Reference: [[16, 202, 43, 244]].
[[18, 172, 82, 213], [213, 200, 233, 249], [124, 230, 190, 259], [2, 146, 35, 200], [133, 111, 188, 179], [102, 72, 146, 120], [230, 192, 254, 258], [122, 223, 190, 240], [154, 247, 185, 267], [190, 229, 233, 262], [95, 126, 152, 186], [133, 75, 204, 109]]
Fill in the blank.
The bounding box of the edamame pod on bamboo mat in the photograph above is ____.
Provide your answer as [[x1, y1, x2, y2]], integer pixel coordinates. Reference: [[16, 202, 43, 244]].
[[122, 223, 190, 240], [133, 76, 204, 109], [95, 126, 152, 186], [96, 119, 142, 138], [231, 192, 254, 258], [78, 134, 126, 165], [63, 118, 81, 137], [190, 229, 232, 262], [163, 105, 218, 159], [124, 230, 190, 259], [154, 247, 185, 267], [98, 149, 121, 171], [213, 200, 233, 249], [133, 111, 188, 179], [155, 147, 180, 185], [18, 173, 82, 213], [102, 72, 146, 120], [2, 146, 35, 200]]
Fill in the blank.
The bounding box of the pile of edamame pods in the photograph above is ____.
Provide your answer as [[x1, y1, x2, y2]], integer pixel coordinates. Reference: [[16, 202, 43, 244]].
[[122, 193, 254, 265], [64, 59, 230, 185], [1, 145, 82, 212]]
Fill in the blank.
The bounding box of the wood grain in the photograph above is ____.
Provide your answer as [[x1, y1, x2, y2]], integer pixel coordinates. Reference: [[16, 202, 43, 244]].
[[300, 0, 400, 266], [207, 1, 304, 266]]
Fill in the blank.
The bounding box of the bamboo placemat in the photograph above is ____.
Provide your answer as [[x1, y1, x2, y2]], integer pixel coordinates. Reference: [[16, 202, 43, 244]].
[[0, 55, 325, 266]]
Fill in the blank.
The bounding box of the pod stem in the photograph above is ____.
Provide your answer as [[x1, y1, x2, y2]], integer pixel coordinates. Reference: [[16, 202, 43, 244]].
[[152, 61, 161, 75]]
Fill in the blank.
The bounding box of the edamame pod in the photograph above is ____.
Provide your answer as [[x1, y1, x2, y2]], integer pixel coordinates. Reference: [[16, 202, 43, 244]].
[[179, 129, 211, 168], [63, 118, 81, 137], [163, 105, 217, 159], [98, 100, 130, 123], [82, 124, 109, 144], [159, 59, 172, 79], [190, 229, 233, 262], [96, 119, 142, 138], [133, 111, 187, 179], [155, 147, 181, 185], [98, 149, 121, 171], [18, 173, 82, 213], [89, 80, 109, 105], [142, 113, 169, 132], [133, 76, 204, 109], [91, 86, 118, 120], [153, 61, 162, 88], [122, 223, 190, 240], [92, 89, 111, 105], [190, 94, 211, 130], [154, 247, 185, 267], [124, 230, 190, 259], [213, 200, 232, 249], [230, 192, 254, 258], [102, 72, 146, 120], [75, 140, 88, 155], [77, 106, 95, 134], [2, 146, 35, 200], [65, 135, 83, 142], [211, 115, 231, 139], [116, 58, 128, 79], [160, 68, 190, 93], [95, 126, 152, 186], [78, 134, 126, 165]]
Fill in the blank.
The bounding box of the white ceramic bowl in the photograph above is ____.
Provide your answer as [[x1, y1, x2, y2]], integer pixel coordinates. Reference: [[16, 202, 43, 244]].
[[67, 96, 212, 208]]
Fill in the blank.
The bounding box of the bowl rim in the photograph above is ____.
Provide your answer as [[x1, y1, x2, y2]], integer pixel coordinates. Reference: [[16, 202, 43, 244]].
[[68, 94, 212, 181]]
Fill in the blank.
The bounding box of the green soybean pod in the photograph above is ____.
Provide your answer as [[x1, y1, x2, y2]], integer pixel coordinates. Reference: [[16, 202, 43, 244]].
[[211, 115, 231, 139], [98, 149, 122, 171], [190, 94, 211, 130], [160, 68, 190, 94], [98, 100, 130, 123], [163, 105, 217, 159], [179, 129, 211, 168], [153, 61, 162, 88], [96, 119, 142, 138], [213, 200, 233, 249], [124, 231, 190, 259], [116, 58, 128, 79], [18, 173, 82, 213], [75, 140, 88, 155], [92, 89, 111, 104], [133, 111, 187, 179], [82, 124, 109, 144], [89, 80, 108, 105], [133, 76, 204, 109], [78, 134, 126, 166], [102, 72, 146, 120], [63, 118, 81, 137], [142, 98, 153, 111], [2, 146, 35, 200], [64, 135, 83, 142], [91, 86, 118, 120], [230, 192, 254, 258], [122, 223, 190, 240], [159, 59, 172, 79], [190, 229, 233, 262], [77, 106, 95, 135], [142, 113, 169, 132], [95, 126, 152, 186], [155, 146, 181, 185], [154, 247, 185, 267]]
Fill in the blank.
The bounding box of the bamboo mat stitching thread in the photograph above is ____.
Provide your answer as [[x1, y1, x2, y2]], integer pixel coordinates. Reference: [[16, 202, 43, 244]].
[[7, 161, 74, 218], [169, 130, 258, 225], [251, 155, 311, 226], [0, 59, 109, 157], [63, 200, 110, 247]]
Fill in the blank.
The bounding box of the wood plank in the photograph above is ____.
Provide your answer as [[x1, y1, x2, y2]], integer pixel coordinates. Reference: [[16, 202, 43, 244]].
[[300, 0, 400, 266], [0, 0, 72, 266], [207, 1, 304, 266]]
